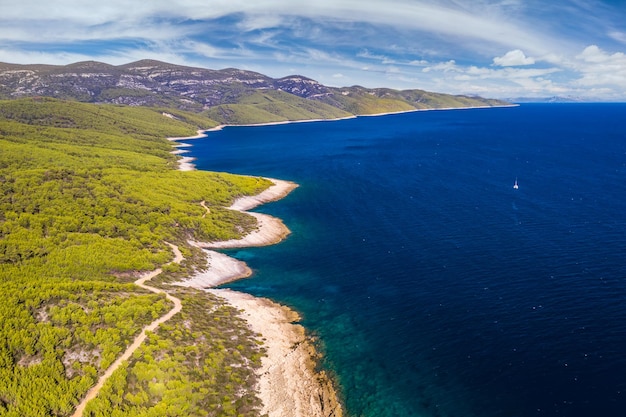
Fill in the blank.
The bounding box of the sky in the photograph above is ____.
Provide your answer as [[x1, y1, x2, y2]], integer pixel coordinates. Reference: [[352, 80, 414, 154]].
[[2, 0, 626, 100]]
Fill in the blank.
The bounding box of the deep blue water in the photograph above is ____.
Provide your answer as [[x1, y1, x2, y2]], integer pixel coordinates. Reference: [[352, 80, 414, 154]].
[[189, 104, 626, 417]]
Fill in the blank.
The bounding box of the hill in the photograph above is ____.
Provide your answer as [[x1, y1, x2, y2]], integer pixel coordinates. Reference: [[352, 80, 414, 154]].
[[0, 60, 510, 125], [0, 97, 273, 416]]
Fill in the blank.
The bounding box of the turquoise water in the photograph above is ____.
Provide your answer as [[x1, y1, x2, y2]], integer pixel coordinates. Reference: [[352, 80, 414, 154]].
[[190, 104, 626, 417]]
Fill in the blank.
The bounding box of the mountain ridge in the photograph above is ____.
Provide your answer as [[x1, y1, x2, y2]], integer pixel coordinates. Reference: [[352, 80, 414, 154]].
[[0, 60, 511, 125]]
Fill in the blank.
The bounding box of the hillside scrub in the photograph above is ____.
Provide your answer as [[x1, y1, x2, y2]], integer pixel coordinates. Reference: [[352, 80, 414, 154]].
[[0, 98, 271, 416], [83, 290, 265, 417]]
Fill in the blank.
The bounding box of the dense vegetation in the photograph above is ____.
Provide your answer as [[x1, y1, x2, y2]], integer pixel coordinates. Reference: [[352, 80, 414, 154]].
[[204, 90, 352, 125], [0, 98, 271, 416], [84, 291, 264, 417]]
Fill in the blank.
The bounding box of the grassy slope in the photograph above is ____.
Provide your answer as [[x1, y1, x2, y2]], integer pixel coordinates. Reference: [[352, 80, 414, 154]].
[[201, 87, 510, 124], [204, 90, 353, 124], [320, 87, 508, 115], [326, 93, 416, 115], [0, 98, 269, 417]]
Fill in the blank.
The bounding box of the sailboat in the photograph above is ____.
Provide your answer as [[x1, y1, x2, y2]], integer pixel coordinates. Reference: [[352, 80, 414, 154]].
[[513, 178, 519, 189]]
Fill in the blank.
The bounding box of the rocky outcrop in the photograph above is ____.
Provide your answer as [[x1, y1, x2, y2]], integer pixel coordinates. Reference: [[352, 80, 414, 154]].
[[0, 60, 320, 110]]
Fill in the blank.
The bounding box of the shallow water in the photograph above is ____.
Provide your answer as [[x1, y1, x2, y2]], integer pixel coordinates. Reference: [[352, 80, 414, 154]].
[[190, 104, 626, 417]]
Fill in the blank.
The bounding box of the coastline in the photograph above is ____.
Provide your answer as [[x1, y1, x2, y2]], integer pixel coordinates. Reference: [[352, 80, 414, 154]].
[[355, 103, 518, 118], [166, 104, 515, 416], [169, 141, 196, 171], [174, 249, 252, 288], [177, 178, 298, 288], [168, 104, 519, 155], [207, 288, 343, 417], [189, 178, 298, 250], [168, 150, 341, 416]]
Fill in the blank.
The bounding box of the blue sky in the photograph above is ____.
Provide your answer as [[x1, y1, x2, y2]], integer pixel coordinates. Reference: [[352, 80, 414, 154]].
[[2, 0, 626, 100]]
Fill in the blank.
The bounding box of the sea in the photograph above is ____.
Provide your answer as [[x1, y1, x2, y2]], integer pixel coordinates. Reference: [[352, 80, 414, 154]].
[[188, 103, 626, 417]]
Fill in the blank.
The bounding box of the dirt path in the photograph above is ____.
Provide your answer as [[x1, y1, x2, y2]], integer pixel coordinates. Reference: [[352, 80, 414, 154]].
[[199, 200, 210, 217], [71, 243, 184, 417]]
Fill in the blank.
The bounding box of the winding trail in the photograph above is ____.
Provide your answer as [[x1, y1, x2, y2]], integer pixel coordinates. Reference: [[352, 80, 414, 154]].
[[71, 243, 184, 417], [199, 200, 210, 217]]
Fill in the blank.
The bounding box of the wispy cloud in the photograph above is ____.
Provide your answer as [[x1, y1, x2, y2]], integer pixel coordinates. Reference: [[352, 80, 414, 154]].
[[423, 60, 460, 73], [572, 45, 626, 95], [2, 1, 626, 99], [608, 31, 626, 45]]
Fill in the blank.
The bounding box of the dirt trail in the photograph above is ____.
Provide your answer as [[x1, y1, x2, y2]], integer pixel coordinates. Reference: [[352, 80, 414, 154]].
[[71, 243, 183, 417], [199, 200, 210, 217]]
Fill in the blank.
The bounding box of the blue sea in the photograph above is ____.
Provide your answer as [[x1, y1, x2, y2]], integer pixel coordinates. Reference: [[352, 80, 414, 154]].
[[189, 104, 626, 417]]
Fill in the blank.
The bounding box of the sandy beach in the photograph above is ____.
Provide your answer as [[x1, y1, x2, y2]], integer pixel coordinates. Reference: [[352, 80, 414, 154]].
[[169, 141, 196, 171], [167, 129, 209, 140], [176, 155, 196, 171], [171, 168, 341, 417], [189, 178, 298, 249], [208, 289, 343, 417], [174, 249, 252, 288]]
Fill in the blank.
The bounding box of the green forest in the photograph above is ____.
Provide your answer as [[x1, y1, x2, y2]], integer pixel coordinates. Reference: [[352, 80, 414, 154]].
[[0, 98, 272, 416]]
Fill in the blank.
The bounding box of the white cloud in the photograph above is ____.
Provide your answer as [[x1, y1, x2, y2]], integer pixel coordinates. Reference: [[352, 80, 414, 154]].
[[576, 45, 626, 64], [572, 45, 626, 91], [422, 60, 459, 73], [402, 58, 567, 98], [493, 49, 535, 66], [539, 53, 567, 65]]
